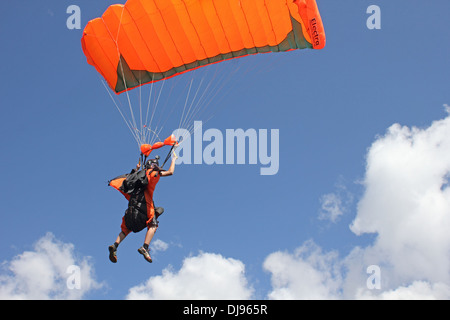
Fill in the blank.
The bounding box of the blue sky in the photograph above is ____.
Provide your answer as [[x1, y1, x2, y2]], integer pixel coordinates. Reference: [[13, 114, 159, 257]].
[[1, 0, 450, 300]]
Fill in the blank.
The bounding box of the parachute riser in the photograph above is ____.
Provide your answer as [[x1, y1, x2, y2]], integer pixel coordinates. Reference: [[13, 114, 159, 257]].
[[139, 153, 148, 172], [161, 144, 177, 169]]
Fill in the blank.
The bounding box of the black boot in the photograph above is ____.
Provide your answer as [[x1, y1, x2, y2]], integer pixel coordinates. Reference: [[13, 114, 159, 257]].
[[138, 246, 152, 263], [108, 245, 117, 263]]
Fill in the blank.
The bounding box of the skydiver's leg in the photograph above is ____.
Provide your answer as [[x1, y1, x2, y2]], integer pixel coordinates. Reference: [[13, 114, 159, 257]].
[[109, 216, 131, 263], [114, 231, 127, 246], [144, 226, 157, 246], [115, 215, 132, 247], [138, 226, 157, 263], [109, 232, 127, 263]]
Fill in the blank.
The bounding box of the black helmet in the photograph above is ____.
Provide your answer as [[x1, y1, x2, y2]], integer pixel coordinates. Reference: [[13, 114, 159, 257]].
[[146, 155, 160, 169]]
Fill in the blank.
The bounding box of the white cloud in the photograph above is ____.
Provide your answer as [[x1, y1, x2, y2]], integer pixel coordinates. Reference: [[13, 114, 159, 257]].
[[263, 241, 342, 299], [319, 179, 353, 223], [150, 239, 169, 253], [126, 252, 253, 300], [0, 233, 102, 299], [356, 281, 450, 300], [349, 110, 450, 289], [262, 108, 450, 299], [319, 193, 344, 222]]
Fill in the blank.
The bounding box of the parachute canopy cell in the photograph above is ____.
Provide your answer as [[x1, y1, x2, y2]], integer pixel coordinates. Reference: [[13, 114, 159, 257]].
[[81, 0, 326, 94]]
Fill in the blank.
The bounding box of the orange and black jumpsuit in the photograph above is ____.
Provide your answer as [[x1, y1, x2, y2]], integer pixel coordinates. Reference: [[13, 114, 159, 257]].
[[120, 168, 160, 235]]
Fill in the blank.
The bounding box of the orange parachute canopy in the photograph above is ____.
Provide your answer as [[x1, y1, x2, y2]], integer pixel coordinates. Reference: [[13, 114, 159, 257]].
[[81, 0, 325, 94]]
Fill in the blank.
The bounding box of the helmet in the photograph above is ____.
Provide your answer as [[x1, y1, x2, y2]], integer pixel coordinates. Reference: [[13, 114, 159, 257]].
[[146, 155, 160, 169]]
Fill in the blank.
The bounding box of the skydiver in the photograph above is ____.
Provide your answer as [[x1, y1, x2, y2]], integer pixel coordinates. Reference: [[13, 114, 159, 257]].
[[108, 152, 178, 263]]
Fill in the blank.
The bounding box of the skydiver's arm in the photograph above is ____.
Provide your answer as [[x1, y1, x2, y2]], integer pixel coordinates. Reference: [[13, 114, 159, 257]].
[[160, 152, 178, 177], [130, 163, 140, 174]]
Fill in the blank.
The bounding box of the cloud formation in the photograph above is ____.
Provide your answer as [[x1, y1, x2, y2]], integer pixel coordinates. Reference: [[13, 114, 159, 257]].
[[348, 109, 450, 297], [126, 252, 253, 299], [262, 109, 450, 299], [319, 180, 353, 223], [0, 233, 101, 299], [263, 241, 342, 299]]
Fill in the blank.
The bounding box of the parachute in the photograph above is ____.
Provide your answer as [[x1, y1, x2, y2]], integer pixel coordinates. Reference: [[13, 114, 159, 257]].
[[81, 0, 325, 157], [82, 0, 325, 94]]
